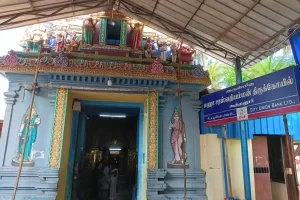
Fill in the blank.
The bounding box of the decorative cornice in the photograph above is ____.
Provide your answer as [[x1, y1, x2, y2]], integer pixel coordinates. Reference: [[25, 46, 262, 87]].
[[0, 51, 211, 85]]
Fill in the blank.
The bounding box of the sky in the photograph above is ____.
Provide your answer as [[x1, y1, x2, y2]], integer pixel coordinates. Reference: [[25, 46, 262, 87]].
[[0, 27, 25, 120]]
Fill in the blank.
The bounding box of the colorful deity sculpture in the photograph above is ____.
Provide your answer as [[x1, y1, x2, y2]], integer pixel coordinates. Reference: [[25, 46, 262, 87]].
[[12, 104, 41, 167], [180, 46, 195, 64], [168, 109, 187, 166], [65, 31, 80, 52], [83, 18, 95, 45], [21, 29, 45, 52], [160, 42, 168, 61], [130, 23, 144, 50], [171, 43, 179, 63], [55, 33, 64, 52], [145, 37, 154, 59]]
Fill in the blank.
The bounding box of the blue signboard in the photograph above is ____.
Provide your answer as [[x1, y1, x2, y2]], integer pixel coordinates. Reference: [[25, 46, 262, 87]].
[[202, 66, 300, 126]]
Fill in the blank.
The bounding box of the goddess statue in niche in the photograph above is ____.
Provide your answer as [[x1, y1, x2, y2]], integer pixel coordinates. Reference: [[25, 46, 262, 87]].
[[130, 23, 144, 50], [167, 109, 189, 168], [83, 18, 95, 45], [12, 104, 41, 167]]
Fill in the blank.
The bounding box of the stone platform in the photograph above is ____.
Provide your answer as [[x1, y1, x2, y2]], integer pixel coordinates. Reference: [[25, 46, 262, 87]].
[[147, 168, 207, 200], [0, 167, 59, 200]]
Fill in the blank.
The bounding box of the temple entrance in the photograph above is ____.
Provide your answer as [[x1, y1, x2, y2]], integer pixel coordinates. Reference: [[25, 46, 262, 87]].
[[70, 103, 141, 200]]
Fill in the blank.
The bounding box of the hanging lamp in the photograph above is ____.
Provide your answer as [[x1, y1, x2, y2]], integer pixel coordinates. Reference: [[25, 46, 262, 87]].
[[108, 9, 116, 26]]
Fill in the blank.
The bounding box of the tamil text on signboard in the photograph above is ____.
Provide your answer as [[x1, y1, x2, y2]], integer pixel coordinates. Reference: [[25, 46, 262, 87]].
[[202, 66, 300, 126]]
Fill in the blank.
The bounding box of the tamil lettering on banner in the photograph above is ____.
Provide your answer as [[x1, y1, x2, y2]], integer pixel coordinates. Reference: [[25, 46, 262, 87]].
[[202, 66, 300, 126]]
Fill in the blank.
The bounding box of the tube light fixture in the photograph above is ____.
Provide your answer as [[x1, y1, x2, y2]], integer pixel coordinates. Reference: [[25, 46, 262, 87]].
[[99, 114, 126, 118], [109, 148, 121, 151]]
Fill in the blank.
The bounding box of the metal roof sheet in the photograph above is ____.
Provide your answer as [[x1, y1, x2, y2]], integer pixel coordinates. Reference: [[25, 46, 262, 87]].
[[0, 0, 299, 67]]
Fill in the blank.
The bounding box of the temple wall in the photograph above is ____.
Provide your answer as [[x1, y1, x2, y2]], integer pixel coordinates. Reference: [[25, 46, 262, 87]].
[[3, 88, 55, 167], [0, 74, 58, 199], [0, 75, 56, 167], [160, 93, 201, 169]]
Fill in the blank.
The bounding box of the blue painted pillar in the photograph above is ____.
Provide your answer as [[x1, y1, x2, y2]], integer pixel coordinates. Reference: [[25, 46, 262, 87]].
[[0, 91, 17, 166], [235, 58, 252, 200], [65, 101, 81, 200], [289, 27, 300, 65], [76, 113, 86, 168], [137, 106, 144, 200]]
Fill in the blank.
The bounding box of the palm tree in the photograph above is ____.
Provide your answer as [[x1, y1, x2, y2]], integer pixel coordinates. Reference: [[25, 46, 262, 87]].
[[207, 61, 235, 89], [242, 55, 296, 81], [207, 54, 295, 89]]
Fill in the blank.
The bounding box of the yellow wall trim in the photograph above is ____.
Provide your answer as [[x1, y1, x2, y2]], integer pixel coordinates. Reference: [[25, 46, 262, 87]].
[[49, 88, 67, 168], [148, 92, 158, 169]]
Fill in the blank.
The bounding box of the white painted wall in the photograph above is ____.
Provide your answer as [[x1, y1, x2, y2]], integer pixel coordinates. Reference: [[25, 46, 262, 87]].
[[200, 134, 225, 200], [200, 135, 256, 200]]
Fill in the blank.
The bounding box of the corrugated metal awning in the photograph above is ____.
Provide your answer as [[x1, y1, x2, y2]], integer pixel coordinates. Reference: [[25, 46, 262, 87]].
[[0, 0, 300, 67]]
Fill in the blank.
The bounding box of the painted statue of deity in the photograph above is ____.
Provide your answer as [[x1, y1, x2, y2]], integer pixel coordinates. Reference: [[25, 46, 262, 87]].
[[145, 37, 154, 59], [23, 30, 45, 52], [167, 109, 189, 168], [83, 18, 95, 45], [180, 46, 195, 64], [160, 42, 168, 61], [12, 104, 41, 167], [65, 31, 79, 52], [130, 23, 144, 50], [171, 43, 178, 63], [55, 33, 64, 52]]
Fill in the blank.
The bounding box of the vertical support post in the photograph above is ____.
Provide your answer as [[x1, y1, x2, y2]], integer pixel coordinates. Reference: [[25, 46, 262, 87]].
[[235, 57, 252, 200], [222, 125, 233, 197], [0, 91, 17, 166], [288, 27, 300, 65], [222, 139, 229, 197], [283, 114, 299, 200], [158, 94, 165, 168], [65, 101, 81, 200], [137, 105, 144, 200]]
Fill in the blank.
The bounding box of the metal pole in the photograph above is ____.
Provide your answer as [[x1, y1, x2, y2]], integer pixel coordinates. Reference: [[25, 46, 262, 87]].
[[283, 114, 299, 200], [222, 124, 233, 197], [176, 41, 187, 200], [235, 57, 252, 200], [11, 45, 41, 200]]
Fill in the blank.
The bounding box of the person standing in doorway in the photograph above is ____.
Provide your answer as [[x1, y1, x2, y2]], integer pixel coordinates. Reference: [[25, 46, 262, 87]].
[[101, 163, 110, 196], [110, 165, 118, 200]]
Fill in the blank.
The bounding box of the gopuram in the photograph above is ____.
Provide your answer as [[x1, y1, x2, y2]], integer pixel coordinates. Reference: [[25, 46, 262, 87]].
[[0, 10, 209, 200]]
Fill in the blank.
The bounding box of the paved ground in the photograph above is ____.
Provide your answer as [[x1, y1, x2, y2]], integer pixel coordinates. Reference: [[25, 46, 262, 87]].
[[75, 174, 133, 200], [99, 187, 132, 200]]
